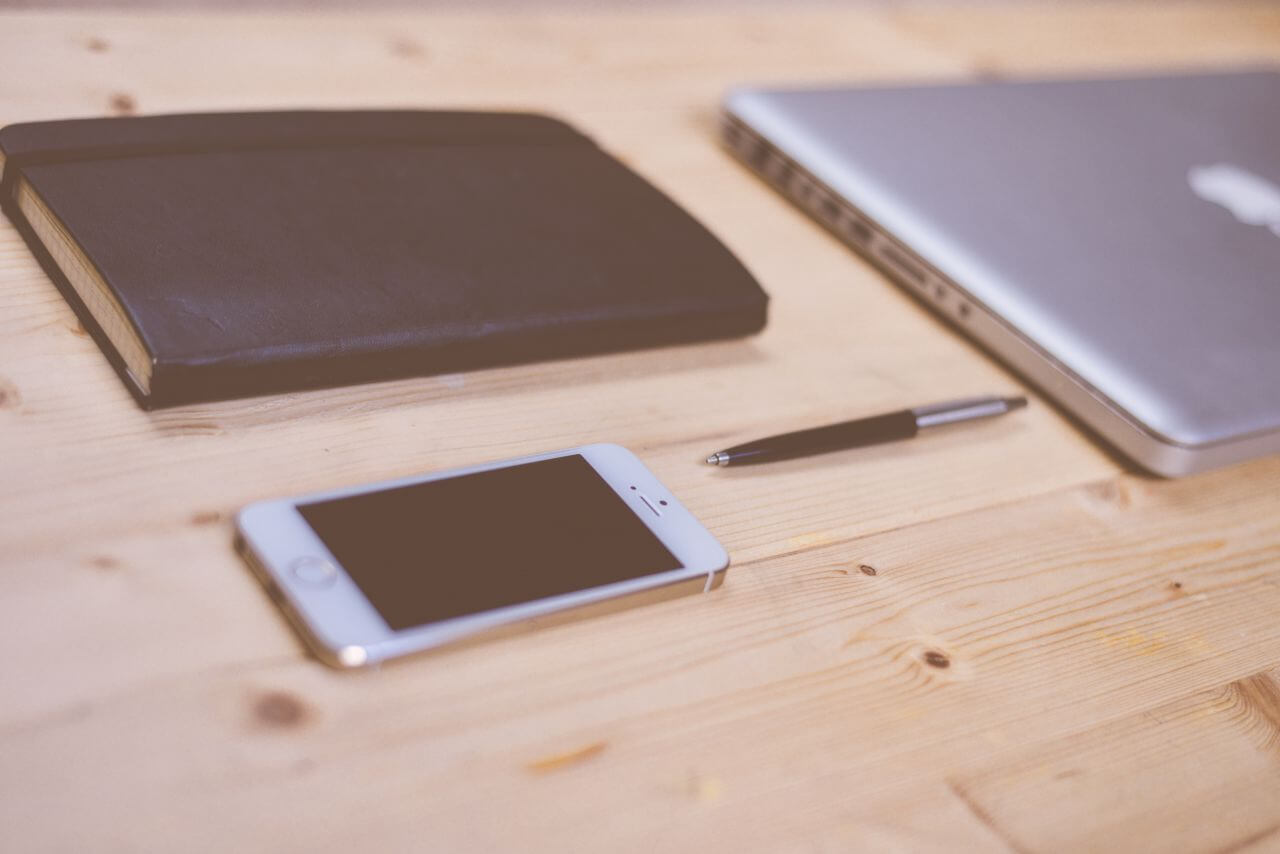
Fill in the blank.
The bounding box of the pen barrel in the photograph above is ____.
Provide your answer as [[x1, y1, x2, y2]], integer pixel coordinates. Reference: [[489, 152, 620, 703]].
[[721, 410, 918, 464]]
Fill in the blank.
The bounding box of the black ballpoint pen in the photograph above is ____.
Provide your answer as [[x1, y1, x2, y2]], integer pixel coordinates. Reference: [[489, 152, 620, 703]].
[[704, 395, 1028, 466]]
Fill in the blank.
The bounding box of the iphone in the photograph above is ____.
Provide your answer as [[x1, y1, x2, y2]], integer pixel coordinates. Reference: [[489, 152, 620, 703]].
[[235, 444, 729, 668]]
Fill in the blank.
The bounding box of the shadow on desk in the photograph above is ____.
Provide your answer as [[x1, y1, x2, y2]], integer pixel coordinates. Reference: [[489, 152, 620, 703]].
[[147, 336, 767, 435]]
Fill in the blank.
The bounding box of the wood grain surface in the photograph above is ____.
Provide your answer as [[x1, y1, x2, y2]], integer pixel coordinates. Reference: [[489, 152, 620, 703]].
[[2, 4, 1279, 851]]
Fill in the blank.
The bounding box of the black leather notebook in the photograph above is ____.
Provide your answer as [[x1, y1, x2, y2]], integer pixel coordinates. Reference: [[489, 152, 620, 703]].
[[0, 111, 767, 408]]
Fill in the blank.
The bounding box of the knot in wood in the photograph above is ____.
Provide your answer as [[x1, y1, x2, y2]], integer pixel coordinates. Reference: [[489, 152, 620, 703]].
[[923, 650, 951, 669]]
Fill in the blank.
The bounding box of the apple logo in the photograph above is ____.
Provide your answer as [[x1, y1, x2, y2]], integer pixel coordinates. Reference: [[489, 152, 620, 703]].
[[1188, 163, 1280, 236]]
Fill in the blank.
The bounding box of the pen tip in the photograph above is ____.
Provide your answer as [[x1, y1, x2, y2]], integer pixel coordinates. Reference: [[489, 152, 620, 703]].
[[704, 454, 720, 466], [1006, 395, 1029, 410]]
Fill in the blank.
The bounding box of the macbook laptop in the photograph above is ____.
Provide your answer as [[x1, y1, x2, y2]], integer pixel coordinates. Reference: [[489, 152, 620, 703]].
[[721, 70, 1280, 476]]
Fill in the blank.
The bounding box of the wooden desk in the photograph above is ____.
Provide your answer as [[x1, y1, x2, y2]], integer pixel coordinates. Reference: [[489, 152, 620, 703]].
[[3, 5, 1279, 850]]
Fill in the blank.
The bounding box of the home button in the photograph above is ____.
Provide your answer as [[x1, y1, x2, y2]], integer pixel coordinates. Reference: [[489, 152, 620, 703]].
[[290, 556, 337, 588]]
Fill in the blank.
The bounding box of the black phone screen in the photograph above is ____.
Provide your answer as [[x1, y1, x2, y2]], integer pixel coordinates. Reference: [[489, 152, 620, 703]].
[[298, 454, 681, 631]]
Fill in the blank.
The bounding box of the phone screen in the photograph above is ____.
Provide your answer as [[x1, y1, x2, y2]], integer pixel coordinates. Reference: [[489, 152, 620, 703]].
[[298, 454, 681, 631]]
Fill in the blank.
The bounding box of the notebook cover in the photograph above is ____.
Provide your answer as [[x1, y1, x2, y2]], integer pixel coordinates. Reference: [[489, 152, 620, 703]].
[[0, 111, 767, 408]]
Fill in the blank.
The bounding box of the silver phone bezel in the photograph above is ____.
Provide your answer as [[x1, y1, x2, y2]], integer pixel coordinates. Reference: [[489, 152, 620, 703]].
[[235, 443, 729, 667]]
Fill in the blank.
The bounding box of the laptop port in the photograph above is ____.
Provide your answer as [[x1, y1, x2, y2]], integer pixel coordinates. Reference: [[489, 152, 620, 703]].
[[878, 244, 927, 286], [843, 216, 873, 245]]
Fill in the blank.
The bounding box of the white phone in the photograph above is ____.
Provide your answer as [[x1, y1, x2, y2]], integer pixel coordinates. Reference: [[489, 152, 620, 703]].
[[234, 444, 729, 668]]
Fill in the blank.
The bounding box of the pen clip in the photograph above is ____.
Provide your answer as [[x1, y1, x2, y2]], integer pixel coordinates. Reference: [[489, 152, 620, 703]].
[[911, 396, 1020, 429]]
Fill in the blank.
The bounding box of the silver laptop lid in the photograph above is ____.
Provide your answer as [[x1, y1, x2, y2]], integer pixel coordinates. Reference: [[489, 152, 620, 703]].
[[726, 71, 1280, 454]]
